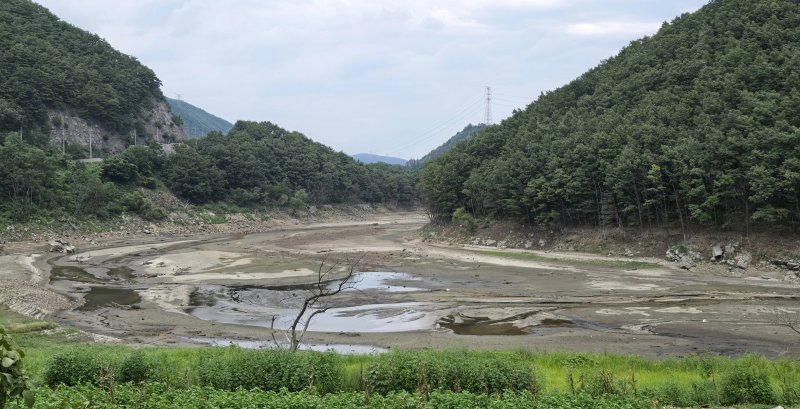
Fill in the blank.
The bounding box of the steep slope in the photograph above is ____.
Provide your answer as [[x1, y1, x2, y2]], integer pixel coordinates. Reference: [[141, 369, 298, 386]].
[[0, 0, 185, 153], [351, 153, 407, 166], [408, 123, 487, 168], [421, 0, 800, 233], [166, 97, 233, 138]]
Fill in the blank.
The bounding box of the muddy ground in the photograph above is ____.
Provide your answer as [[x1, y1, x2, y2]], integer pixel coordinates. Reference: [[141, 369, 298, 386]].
[[3, 212, 800, 358]]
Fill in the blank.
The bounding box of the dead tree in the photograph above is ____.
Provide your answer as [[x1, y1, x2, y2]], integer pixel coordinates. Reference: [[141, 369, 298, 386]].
[[774, 310, 800, 336], [272, 254, 364, 352]]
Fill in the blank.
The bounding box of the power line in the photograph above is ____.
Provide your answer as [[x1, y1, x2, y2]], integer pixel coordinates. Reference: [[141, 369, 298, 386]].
[[484, 86, 492, 125], [385, 97, 484, 156]]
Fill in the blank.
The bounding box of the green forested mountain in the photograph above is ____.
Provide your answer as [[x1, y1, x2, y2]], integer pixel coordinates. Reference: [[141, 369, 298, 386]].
[[0, 119, 420, 223], [166, 98, 233, 138], [408, 124, 487, 168], [164, 121, 419, 206], [0, 0, 165, 137], [0, 1, 418, 224], [421, 0, 800, 234]]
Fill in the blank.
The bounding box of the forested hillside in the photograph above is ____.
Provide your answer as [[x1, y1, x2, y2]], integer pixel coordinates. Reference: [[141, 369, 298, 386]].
[[163, 121, 419, 207], [408, 124, 487, 168], [0, 1, 418, 225], [0, 120, 419, 224], [421, 0, 800, 235], [0, 0, 185, 223], [0, 0, 167, 137], [166, 98, 233, 138]]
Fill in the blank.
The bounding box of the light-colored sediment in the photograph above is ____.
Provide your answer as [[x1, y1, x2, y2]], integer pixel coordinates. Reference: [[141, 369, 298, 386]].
[[0, 211, 797, 358]]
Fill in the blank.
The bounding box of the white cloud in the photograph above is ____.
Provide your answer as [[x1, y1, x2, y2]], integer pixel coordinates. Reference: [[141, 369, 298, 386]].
[[566, 20, 662, 36], [33, 0, 706, 157]]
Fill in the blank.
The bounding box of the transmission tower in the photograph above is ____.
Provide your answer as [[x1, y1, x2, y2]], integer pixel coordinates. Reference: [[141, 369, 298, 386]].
[[484, 86, 492, 125]]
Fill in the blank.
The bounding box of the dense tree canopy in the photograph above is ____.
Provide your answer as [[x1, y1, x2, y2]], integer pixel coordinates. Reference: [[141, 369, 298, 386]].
[[163, 121, 419, 207], [0, 0, 164, 135], [421, 0, 800, 234]]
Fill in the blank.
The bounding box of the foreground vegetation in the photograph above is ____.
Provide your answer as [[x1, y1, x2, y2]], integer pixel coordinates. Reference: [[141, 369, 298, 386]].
[[17, 343, 800, 408], [2, 309, 796, 409], [9, 386, 656, 409]]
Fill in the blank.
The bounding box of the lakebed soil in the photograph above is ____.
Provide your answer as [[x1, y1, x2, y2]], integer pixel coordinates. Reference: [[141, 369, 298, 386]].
[[2, 211, 799, 358]]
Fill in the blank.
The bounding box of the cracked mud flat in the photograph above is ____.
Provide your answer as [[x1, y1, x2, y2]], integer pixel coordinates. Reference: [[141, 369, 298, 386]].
[[27, 212, 800, 357]]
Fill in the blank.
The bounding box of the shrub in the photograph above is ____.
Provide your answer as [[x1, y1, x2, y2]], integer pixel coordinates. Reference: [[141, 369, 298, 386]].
[[720, 365, 776, 405], [42, 350, 101, 387], [451, 207, 477, 233], [197, 348, 342, 393], [367, 350, 540, 395], [118, 350, 152, 384], [0, 328, 34, 408]]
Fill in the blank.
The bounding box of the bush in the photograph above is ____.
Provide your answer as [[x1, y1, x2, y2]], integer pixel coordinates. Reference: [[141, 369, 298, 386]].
[[451, 207, 477, 233], [42, 350, 101, 387], [197, 348, 342, 394], [367, 350, 539, 395], [118, 350, 152, 384], [720, 365, 776, 405]]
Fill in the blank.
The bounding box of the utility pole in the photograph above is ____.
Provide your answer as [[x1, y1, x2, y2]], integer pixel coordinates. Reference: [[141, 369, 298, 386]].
[[484, 86, 492, 125], [133, 128, 137, 145]]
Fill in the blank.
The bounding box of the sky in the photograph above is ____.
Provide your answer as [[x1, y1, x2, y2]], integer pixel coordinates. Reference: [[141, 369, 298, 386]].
[[35, 0, 708, 159]]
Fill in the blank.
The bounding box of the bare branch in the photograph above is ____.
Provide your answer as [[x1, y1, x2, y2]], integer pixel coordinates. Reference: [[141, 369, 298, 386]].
[[774, 310, 800, 336], [285, 254, 365, 351]]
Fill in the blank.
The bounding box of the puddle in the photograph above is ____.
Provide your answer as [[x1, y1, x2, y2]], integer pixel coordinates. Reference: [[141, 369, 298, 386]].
[[50, 266, 105, 283], [438, 313, 530, 335], [264, 272, 427, 293], [191, 301, 440, 333], [540, 318, 575, 327], [107, 266, 134, 280], [187, 272, 436, 333], [185, 337, 388, 354], [78, 287, 141, 311]]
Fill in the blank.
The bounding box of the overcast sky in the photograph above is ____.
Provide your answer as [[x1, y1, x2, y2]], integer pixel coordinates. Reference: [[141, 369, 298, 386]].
[[36, 0, 708, 159]]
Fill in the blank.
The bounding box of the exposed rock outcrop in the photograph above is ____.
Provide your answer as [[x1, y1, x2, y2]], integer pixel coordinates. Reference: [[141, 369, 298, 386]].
[[47, 100, 187, 155]]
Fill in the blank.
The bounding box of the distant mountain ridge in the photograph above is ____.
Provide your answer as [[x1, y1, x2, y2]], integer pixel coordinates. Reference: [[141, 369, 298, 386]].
[[166, 97, 233, 138], [351, 153, 407, 166]]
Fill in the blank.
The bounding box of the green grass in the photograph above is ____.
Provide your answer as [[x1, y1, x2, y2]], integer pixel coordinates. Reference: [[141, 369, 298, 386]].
[[477, 250, 661, 269]]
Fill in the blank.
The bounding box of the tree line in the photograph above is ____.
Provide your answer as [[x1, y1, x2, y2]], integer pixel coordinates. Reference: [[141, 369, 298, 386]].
[[0, 121, 419, 224]]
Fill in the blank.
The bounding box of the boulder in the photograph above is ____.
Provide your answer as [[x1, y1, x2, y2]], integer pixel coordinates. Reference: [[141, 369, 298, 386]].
[[678, 255, 695, 270], [47, 239, 76, 254], [724, 241, 739, 256], [733, 251, 752, 269], [665, 247, 682, 262], [711, 244, 724, 261]]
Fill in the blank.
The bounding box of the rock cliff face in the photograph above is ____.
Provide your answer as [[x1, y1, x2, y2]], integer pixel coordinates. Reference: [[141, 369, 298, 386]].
[[46, 100, 187, 155]]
